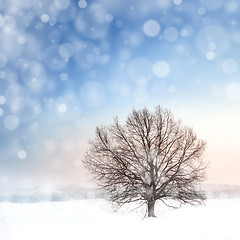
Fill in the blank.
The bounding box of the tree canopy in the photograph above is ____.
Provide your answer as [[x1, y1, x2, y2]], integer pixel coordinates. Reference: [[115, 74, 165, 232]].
[[84, 106, 207, 217]]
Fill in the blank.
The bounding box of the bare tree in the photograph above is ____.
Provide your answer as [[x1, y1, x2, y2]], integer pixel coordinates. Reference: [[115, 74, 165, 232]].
[[83, 106, 206, 217]]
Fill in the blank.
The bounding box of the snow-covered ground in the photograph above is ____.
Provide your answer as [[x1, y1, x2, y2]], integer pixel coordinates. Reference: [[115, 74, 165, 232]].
[[0, 198, 239, 240]]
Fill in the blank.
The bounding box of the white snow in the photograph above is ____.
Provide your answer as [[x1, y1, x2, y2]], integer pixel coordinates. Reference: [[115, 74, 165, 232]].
[[0, 199, 239, 240]]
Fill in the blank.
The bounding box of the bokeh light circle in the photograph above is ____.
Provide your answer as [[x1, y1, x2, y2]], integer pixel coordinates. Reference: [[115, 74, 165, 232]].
[[153, 61, 170, 78], [4, 115, 20, 130], [143, 20, 160, 37], [222, 59, 238, 74]]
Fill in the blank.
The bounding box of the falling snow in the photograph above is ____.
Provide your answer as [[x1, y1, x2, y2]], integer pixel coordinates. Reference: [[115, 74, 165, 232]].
[[0, 0, 240, 195]]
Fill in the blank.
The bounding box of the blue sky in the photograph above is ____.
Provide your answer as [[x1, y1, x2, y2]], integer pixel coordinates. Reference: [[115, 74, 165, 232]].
[[0, 0, 240, 188]]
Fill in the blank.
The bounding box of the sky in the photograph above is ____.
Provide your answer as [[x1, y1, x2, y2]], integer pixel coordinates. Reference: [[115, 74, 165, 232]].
[[0, 0, 240, 190]]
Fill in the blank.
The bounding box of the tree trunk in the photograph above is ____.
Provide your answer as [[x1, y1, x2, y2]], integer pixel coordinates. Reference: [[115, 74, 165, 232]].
[[147, 201, 156, 217]]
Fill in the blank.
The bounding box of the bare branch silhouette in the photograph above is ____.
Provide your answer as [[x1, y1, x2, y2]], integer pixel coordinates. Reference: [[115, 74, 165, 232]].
[[83, 106, 207, 217]]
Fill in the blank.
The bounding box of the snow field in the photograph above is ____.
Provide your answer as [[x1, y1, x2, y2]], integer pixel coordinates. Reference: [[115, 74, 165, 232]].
[[0, 199, 239, 240]]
